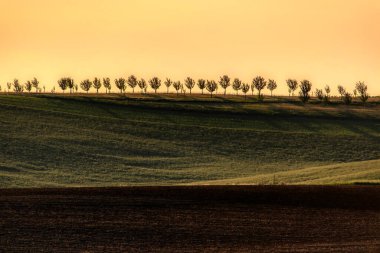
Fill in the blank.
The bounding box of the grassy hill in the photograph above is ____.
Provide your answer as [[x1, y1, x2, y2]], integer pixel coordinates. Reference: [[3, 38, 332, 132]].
[[0, 94, 379, 187]]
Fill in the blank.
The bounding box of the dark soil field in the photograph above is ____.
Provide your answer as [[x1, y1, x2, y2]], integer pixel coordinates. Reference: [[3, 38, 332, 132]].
[[1, 186, 379, 252]]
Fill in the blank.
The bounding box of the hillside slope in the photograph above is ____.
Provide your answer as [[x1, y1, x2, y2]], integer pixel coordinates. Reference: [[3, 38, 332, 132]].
[[0, 94, 379, 187]]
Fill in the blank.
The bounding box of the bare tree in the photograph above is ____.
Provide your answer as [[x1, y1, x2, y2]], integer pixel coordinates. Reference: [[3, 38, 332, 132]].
[[343, 92, 353, 105], [219, 75, 231, 96], [353, 89, 357, 98], [67, 79, 74, 94], [25, 80, 33, 93], [93, 78, 102, 94], [251, 83, 255, 96], [80, 79, 92, 93], [103, 78, 111, 94], [149, 77, 161, 93], [138, 78, 147, 93], [184, 77, 195, 95], [74, 84, 78, 93], [197, 79, 206, 95], [252, 76, 267, 100], [267, 79, 277, 97], [127, 75, 138, 93], [355, 81, 369, 103], [164, 78, 173, 94], [337, 85, 346, 100], [173, 81, 182, 96], [299, 80, 312, 103], [115, 78, 126, 93], [206, 80, 218, 98], [232, 78, 242, 95], [241, 83, 250, 100], [32, 78, 39, 93], [286, 79, 298, 96], [324, 85, 331, 102]]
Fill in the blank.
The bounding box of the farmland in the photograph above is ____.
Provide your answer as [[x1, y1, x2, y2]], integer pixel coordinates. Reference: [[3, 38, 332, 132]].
[[0, 94, 379, 187], [0, 186, 379, 252]]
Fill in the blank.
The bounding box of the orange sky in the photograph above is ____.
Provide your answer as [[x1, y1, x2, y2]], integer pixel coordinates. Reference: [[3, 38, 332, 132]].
[[0, 0, 379, 95]]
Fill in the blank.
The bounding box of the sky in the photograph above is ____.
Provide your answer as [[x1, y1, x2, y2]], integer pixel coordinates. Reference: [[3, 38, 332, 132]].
[[0, 0, 379, 95]]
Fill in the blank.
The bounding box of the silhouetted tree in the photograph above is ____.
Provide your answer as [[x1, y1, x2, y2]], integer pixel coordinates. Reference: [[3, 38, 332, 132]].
[[353, 89, 357, 98], [286, 79, 298, 96], [299, 80, 312, 103], [103, 78, 111, 93], [149, 77, 161, 93], [251, 83, 255, 96], [25, 81, 33, 93], [138, 78, 147, 93], [232, 78, 242, 95], [315, 89, 324, 101], [58, 78, 73, 93], [355, 81, 369, 103], [80, 79, 92, 93], [7, 82, 12, 93], [337, 85, 346, 100], [324, 85, 331, 102], [67, 79, 74, 94], [184, 77, 195, 95], [173, 81, 182, 96], [219, 75, 231, 96], [197, 79, 206, 95], [164, 78, 173, 94], [252, 76, 267, 100], [206, 80, 217, 98], [32, 78, 39, 92], [343, 92, 353, 105], [241, 83, 250, 100], [74, 84, 78, 93], [115, 78, 126, 93], [127, 75, 138, 93], [93, 78, 102, 94], [267, 79, 277, 97], [13, 79, 23, 93]]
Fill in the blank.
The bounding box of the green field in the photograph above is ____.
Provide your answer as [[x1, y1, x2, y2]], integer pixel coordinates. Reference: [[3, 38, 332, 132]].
[[0, 94, 379, 187]]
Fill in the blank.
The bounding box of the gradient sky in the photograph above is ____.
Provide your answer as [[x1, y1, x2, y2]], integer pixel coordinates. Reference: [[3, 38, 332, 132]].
[[0, 0, 379, 95]]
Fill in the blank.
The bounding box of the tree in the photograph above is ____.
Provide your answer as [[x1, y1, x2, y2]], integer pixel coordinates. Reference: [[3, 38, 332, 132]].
[[58, 77, 74, 93], [173, 81, 182, 96], [324, 85, 331, 102], [13, 79, 23, 93], [80, 79, 92, 93], [67, 79, 74, 94], [355, 81, 369, 103], [25, 80, 33, 93], [149, 77, 161, 93], [206, 80, 217, 98], [232, 78, 242, 95], [241, 83, 250, 100], [138, 78, 147, 93], [74, 84, 78, 93], [115, 78, 126, 93], [286, 79, 298, 96], [127, 75, 138, 93], [251, 83, 255, 96], [299, 80, 312, 103], [219, 75, 231, 96], [252, 76, 267, 100], [93, 78, 102, 94], [197, 79, 206, 94], [32, 78, 39, 92], [184, 77, 195, 95], [353, 89, 357, 98], [343, 92, 353, 105], [164, 78, 173, 94], [103, 78, 111, 94], [267, 79, 277, 97], [337, 85, 346, 100], [315, 89, 324, 101], [7, 82, 12, 93]]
